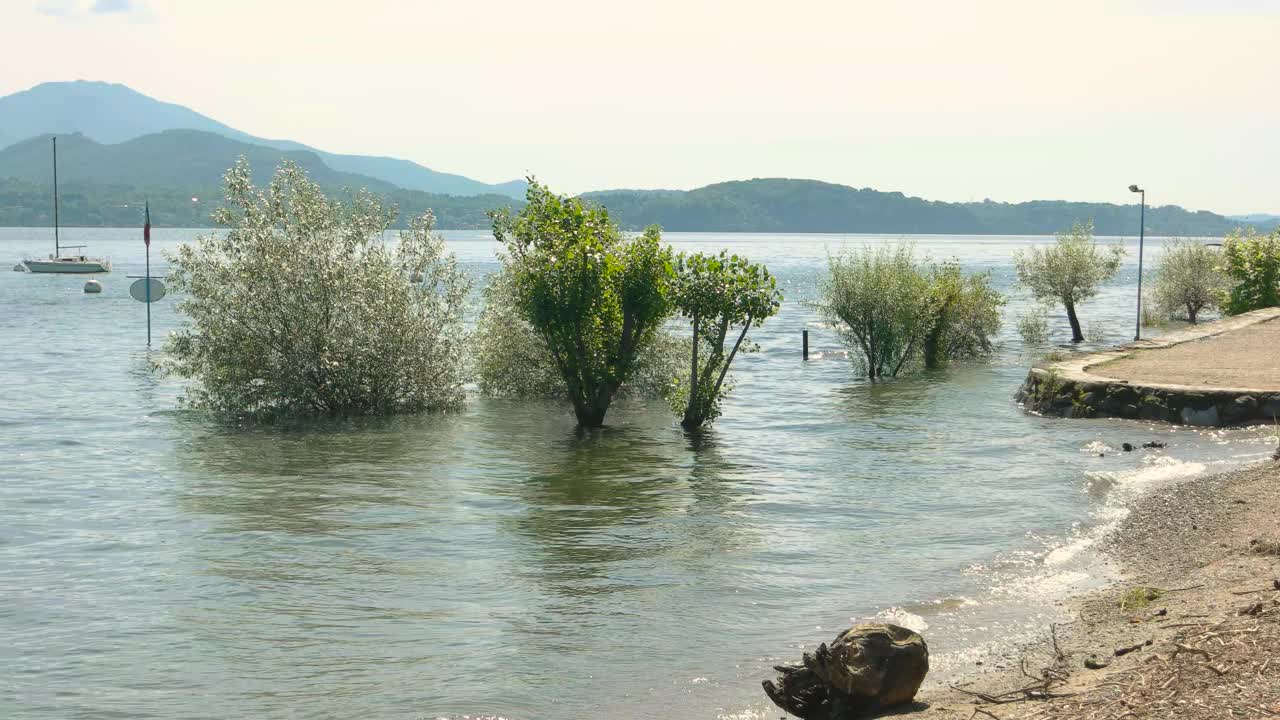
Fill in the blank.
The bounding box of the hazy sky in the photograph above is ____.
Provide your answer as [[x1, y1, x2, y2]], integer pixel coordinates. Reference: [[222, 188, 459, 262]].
[[3, 0, 1278, 213]]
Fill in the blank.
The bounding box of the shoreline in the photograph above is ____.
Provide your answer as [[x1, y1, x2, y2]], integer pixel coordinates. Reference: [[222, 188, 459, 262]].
[[903, 455, 1280, 719], [1017, 309, 1280, 426]]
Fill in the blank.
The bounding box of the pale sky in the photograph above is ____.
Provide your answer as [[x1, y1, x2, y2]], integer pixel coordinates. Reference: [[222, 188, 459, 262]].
[[3, 0, 1278, 213]]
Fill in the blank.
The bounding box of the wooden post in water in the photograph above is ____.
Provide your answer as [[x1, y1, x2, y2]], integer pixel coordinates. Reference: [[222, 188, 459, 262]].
[[802, 328, 809, 360]]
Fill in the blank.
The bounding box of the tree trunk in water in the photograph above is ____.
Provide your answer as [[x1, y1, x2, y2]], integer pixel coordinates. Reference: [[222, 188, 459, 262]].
[[1065, 302, 1084, 343], [571, 385, 615, 429]]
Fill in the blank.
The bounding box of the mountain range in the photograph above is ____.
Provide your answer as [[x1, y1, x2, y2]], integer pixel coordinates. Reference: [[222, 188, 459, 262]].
[[0, 80, 526, 197], [0, 80, 1273, 235]]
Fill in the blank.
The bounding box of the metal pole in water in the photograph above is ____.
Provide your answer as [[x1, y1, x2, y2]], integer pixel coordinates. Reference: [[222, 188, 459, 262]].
[[145, 243, 151, 346], [802, 328, 809, 360], [1129, 184, 1145, 341], [144, 198, 152, 347]]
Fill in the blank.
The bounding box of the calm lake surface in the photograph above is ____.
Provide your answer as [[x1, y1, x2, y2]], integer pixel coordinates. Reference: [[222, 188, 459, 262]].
[[2, 228, 1274, 720]]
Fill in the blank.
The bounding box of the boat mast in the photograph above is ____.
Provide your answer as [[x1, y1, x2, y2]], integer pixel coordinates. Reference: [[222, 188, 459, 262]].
[[52, 136, 60, 257]]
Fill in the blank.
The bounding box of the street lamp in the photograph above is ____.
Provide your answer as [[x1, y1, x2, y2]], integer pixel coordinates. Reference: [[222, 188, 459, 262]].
[[1130, 184, 1145, 341]]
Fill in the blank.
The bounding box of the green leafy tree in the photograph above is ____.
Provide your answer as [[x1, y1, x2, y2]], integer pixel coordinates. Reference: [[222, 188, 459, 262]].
[[820, 245, 1003, 377], [671, 251, 782, 429], [473, 266, 687, 400], [1151, 239, 1228, 323], [820, 244, 936, 378], [165, 159, 469, 418], [1219, 229, 1280, 315], [490, 181, 675, 428], [1013, 222, 1124, 343]]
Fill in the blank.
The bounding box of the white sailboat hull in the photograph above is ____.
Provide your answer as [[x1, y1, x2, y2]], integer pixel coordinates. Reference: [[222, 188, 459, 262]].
[[23, 257, 112, 273]]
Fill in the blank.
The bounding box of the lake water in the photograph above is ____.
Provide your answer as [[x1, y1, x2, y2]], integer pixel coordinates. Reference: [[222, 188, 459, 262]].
[[2, 228, 1274, 720]]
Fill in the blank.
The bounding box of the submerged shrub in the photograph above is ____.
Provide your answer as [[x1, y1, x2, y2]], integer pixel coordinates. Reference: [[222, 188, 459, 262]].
[[1014, 222, 1123, 343], [1152, 239, 1228, 323], [819, 244, 1002, 378], [490, 181, 676, 428], [1085, 321, 1107, 344], [473, 267, 686, 401], [1017, 305, 1050, 346], [921, 261, 1004, 369], [165, 159, 469, 418], [1219, 228, 1280, 315]]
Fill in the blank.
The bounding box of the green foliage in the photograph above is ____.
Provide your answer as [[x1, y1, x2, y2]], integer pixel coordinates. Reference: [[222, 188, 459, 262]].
[[164, 159, 469, 419], [472, 267, 686, 401], [1070, 387, 1096, 417], [1017, 305, 1051, 346], [1085, 321, 1107, 344], [819, 244, 1002, 378], [670, 251, 782, 429], [1029, 368, 1065, 408], [1152, 239, 1228, 323], [1219, 228, 1280, 315], [1140, 295, 1167, 328], [490, 180, 675, 428], [921, 262, 1004, 369], [1014, 222, 1124, 343], [1117, 586, 1164, 611]]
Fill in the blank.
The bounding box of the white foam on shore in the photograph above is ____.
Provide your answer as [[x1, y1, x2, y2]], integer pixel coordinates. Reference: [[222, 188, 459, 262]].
[[869, 607, 929, 633], [924, 451, 1239, 687]]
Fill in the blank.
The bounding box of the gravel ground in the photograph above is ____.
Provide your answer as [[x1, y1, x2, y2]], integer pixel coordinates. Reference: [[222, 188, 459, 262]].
[[899, 458, 1280, 720], [1091, 318, 1280, 391]]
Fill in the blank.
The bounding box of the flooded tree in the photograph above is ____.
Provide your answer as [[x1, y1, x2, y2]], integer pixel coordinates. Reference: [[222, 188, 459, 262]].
[[671, 251, 781, 429], [490, 181, 675, 428], [1014, 222, 1123, 343], [820, 244, 1002, 378], [1152, 239, 1228, 323], [165, 159, 469, 418], [472, 266, 688, 401]]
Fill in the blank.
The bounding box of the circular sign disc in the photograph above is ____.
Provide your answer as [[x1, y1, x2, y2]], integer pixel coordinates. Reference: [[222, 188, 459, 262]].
[[129, 278, 167, 303]]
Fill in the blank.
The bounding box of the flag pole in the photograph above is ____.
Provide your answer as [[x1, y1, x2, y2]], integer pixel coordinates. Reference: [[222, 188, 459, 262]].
[[144, 199, 152, 346]]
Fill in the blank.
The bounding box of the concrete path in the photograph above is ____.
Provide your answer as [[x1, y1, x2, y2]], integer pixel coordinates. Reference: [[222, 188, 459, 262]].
[[1091, 313, 1280, 392], [1017, 307, 1280, 425]]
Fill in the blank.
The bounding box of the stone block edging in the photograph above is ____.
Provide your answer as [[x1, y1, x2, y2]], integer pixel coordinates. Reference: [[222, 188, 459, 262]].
[[1015, 308, 1280, 426]]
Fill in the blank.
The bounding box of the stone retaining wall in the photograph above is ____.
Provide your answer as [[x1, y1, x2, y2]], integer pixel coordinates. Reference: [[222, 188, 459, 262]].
[[1016, 308, 1280, 427]]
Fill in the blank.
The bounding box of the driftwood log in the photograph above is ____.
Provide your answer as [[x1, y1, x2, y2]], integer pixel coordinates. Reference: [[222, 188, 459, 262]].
[[763, 623, 929, 719]]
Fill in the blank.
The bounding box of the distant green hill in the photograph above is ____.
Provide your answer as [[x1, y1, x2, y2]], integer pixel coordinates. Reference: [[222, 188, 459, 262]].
[[0, 130, 522, 230], [0, 131, 399, 194], [585, 179, 1258, 236], [0, 175, 515, 230], [0, 133, 1263, 236], [0, 80, 526, 198]]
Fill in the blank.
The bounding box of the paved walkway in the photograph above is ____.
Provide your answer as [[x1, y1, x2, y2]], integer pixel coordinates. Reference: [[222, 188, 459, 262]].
[[1091, 316, 1280, 392]]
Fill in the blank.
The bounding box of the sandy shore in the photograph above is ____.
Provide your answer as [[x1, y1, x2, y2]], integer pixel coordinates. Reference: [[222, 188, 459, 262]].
[[893, 457, 1280, 719], [1093, 317, 1280, 391]]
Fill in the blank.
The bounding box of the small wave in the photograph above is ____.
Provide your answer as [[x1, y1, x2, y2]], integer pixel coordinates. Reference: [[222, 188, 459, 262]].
[[868, 607, 929, 632], [899, 597, 980, 614], [1082, 440, 1113, 454]]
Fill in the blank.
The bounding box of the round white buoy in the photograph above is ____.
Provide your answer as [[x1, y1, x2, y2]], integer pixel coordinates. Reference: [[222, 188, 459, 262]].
[[12, 263, 25, 272], [83, 279, 103, 294]]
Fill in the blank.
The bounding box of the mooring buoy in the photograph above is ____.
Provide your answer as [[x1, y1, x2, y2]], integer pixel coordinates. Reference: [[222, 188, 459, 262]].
[[84, 279, 103, 294]]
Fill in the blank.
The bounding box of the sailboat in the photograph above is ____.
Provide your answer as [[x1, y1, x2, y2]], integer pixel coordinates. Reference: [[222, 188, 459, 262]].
[[22, 137, 112, 274]]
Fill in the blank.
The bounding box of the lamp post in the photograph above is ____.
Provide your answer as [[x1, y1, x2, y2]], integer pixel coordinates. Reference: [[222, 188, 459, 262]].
[[1129, 184, 1145, 341]]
